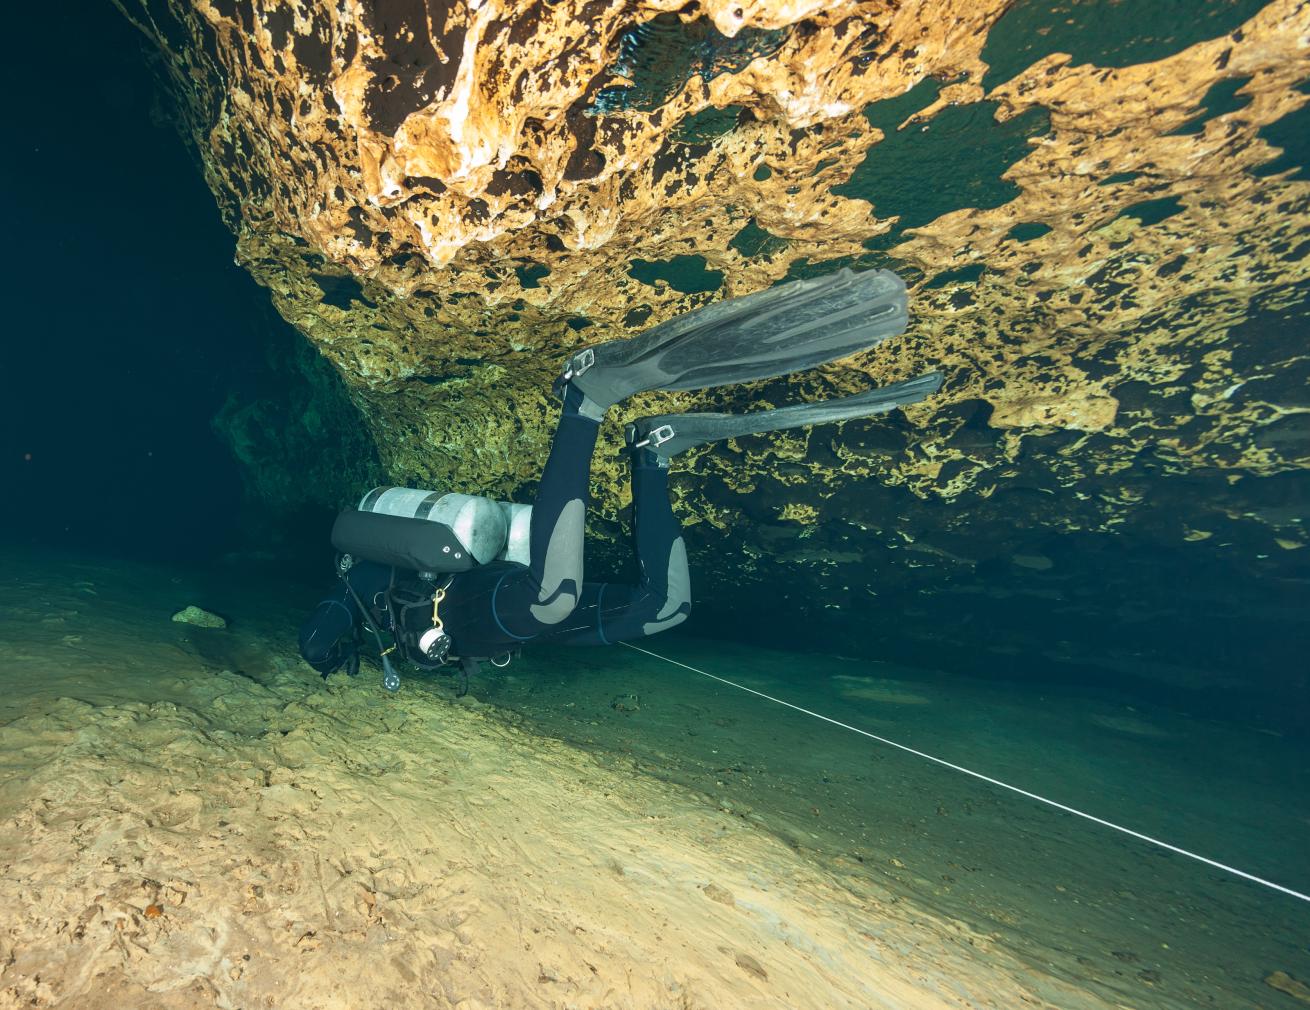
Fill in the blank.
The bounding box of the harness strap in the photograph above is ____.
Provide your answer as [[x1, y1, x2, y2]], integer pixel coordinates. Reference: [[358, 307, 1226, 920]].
[[458, 656, 479, 698]]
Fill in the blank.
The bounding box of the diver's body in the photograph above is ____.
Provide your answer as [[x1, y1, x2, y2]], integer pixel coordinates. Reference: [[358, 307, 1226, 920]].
[[298, 267, 941, 685], [298, 384, 689, 676]]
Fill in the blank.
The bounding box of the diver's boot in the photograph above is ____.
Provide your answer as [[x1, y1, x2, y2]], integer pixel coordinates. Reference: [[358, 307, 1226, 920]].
[[556, 268, 909, 412], [558, 376, 607, 422], [626, 443, 671, 471], [623, 371, 943, 458]]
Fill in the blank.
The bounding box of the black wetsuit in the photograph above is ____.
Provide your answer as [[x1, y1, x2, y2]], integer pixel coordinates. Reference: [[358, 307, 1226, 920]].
[[298, 393, 692, 677]]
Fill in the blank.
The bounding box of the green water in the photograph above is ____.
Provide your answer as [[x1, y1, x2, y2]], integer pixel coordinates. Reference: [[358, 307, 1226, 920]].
[[5, 0, 1309, 1006], [980, 0, 1272, 89], [5, 545, 1302, 1009], [475, 634, 1310, 1010]]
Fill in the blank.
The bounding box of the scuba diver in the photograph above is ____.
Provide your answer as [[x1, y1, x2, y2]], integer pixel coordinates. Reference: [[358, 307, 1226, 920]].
[[298, 267, 942, 692]]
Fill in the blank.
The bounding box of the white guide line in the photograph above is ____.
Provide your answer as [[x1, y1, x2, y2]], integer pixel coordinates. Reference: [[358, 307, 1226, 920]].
[[619, 641, 1310, 905]]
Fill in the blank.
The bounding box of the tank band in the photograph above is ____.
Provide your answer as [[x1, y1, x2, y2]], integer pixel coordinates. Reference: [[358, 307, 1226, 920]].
[[414, 491, 443, 520]]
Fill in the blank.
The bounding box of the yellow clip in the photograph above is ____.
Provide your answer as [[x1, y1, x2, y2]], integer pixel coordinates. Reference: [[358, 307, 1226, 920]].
[[431, 585, 447, 632]]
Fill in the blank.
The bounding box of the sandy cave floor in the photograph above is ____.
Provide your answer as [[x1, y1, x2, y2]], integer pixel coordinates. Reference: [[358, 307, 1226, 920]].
[[0, 545, 1307, 1010]]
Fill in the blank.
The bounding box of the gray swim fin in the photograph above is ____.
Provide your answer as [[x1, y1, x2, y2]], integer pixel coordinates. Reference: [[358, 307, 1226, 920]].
[[624, 371, 943, 457], [559, 268, 909, 410]]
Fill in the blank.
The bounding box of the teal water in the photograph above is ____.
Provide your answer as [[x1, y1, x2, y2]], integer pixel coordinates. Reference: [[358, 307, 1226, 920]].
[[2, 546, 1305, 1007], [475, 635, 1310, 1010], [2, 1, 1307, 1006]]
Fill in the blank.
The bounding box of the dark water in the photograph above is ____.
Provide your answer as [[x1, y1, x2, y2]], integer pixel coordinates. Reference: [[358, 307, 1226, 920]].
[[0, 7, 269, 560], [1, 3, 1307, 1008]]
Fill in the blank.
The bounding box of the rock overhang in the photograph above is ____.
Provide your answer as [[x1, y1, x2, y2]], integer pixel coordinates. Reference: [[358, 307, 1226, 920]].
[[117, 0, 1310, 668]]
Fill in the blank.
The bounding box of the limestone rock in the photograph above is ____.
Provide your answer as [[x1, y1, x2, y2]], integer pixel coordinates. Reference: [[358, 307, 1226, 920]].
[[114, 0, 1310, 670], [171, 606, 228, 629], [1267, 971, 1310, 1005]]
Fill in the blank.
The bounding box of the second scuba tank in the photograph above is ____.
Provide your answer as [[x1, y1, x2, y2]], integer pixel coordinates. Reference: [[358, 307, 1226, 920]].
[[337, 486, 534, 572], [496, 502, 532, 566], [358, 487, 509, 565]]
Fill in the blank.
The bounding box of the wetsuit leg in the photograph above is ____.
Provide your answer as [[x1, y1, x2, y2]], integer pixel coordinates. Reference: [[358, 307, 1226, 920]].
[[518, 395, 602, 627], [540, 449, 692, 646], [443, 388, 603, 649]]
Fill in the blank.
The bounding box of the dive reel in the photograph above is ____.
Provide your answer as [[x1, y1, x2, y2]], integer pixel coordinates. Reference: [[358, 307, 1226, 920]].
[[414, 574, 453, 665]]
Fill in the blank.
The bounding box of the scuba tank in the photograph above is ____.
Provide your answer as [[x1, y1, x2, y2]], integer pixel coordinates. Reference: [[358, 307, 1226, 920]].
[[332, 486, 532, 571], [330, 487, 530, 692], [498, 502, 532, 568]]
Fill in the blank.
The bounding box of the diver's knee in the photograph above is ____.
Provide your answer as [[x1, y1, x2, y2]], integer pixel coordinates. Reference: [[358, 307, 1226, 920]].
[[661, 582, 692, 621], [642, 602, 690, 637], [529, 589, 581, 627], [299, 626, 346, 677], [299, 600, 352, 666], [665, 540, 691, 613], [298, 625, 332, 665]]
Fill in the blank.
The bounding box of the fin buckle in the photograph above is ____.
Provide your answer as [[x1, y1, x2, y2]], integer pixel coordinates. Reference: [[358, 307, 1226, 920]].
[[629, 423, 675, 450], [566, 347, 595, 380], [644, 423, 676, 449]]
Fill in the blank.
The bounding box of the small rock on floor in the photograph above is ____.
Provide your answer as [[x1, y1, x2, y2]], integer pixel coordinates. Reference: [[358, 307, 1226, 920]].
[[171, 605, 227, 629]]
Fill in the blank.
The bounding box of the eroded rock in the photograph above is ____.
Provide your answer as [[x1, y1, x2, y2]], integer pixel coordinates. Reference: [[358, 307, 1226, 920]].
[[114, 0, 1310, 674]]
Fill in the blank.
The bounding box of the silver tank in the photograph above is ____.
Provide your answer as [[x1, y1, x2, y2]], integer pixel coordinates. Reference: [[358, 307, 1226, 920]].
[[496, 502, 533, 566], [358, 487, 533, 567]]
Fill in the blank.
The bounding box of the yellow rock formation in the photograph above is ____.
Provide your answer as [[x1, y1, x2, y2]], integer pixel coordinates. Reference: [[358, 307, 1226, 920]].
[[115, 0, 1309, 539]]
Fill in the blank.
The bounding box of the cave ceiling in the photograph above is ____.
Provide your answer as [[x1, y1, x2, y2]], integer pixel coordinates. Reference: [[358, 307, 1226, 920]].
[[116, 0, 1310, 662]]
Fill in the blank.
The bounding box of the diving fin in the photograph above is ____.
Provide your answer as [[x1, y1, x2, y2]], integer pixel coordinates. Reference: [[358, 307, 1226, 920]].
[[624, 371, 943, 458], [560, 268, 909, 410]]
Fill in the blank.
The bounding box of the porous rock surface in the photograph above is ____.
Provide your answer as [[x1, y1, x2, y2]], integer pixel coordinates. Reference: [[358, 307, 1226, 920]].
[[116, 0, 1310, 672]]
